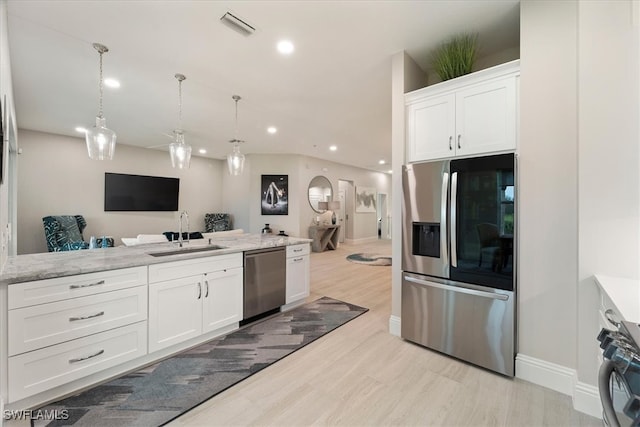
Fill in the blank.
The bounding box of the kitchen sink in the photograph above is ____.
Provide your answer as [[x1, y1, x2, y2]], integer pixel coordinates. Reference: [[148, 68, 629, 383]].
[[148, 245, 226, 257]]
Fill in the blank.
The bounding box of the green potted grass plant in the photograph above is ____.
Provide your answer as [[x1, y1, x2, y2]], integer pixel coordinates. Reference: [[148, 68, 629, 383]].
[[432, 33, 479, 81]]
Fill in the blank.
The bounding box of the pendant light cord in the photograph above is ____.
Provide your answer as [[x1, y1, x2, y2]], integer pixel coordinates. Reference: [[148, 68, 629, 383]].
[[178, 78, 183, 131], [98, 50, 104, 119]]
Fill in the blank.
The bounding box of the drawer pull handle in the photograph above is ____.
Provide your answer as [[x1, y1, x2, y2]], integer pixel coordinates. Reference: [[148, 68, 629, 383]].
[[449, 136, 453, 150], [605, 309, 620, 328], [294, 248, 303, 252], [70, 280, 105, 290], [457, 134, 462, 149], [294, 257, 304, 262], [197, 283, 202, 300], [69, 349, 104, 364], [69, 311, 105, 322], [204, 280, 210, 298]]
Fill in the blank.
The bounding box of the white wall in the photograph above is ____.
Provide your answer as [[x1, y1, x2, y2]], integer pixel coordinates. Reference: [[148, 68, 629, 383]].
[[17, 129, 225, 254], [519, 0, 579, 371], [0, 0, 16, 268], [577, 0, 640, 385], [390, 51, 428, 329]]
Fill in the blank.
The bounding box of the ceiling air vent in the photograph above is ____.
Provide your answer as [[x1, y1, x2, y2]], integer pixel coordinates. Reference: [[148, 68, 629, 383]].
[[220, 12, 256, 36]]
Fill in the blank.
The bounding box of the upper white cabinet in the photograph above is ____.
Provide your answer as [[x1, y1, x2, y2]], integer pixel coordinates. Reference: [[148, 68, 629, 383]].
[[406, 60, 519, 163]]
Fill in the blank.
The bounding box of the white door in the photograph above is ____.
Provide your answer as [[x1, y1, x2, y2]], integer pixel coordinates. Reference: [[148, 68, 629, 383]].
[[338, 189, 346, 243], [455, 76, 517, 157], [406, 93, 456, 162], [202, 267, 243, 333], [148, 276, 203, 353]]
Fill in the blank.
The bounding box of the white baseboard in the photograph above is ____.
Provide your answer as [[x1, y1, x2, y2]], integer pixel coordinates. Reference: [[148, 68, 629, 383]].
[[573, 381, 601, 419], [516, 353, 601, 419], [389, 315, 401, 336]]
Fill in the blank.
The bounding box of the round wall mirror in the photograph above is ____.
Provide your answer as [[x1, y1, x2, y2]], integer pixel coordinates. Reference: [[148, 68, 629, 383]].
[[308, 176, 333, 213]]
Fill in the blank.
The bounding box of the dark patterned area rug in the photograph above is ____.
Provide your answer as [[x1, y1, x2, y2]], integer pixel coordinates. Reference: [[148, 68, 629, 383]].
[[34, 297, 368, 427], [346, 253, 392, 266]]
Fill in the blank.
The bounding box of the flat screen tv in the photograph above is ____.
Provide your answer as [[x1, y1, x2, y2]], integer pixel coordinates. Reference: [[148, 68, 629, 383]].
[[104, 173, 179, 212]]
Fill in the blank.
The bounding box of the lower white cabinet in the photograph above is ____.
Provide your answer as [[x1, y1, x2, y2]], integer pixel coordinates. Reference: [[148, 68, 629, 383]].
[[148, 253, 243, 353], [9, 321, 147, 402], [286, 244, 310, 304]]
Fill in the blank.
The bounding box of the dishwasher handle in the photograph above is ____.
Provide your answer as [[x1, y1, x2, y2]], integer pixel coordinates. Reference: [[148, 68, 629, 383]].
[[245, 247, 285, 258]]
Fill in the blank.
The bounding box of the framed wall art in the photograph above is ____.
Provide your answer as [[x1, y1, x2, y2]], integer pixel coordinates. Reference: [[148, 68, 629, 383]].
[[261, 174, 288, 215], [355, 186, 376, 213]]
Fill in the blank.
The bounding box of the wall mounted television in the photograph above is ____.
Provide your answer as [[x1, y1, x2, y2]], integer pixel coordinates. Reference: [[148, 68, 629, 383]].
[[104, 173, 179, 212]]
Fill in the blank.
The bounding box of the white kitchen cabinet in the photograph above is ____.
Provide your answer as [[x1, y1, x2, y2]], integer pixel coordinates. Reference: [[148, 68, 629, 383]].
[[148, 276, 203, 352], [286, 244, 310, 305], [406, 60, 519, 163], [148, 253, 243, 353], [6, 267, 148, 402], [202, 267, 243, 332]]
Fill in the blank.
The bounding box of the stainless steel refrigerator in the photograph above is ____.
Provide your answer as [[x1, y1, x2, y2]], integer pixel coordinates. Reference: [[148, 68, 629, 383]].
[[401, 153, 516, 376]]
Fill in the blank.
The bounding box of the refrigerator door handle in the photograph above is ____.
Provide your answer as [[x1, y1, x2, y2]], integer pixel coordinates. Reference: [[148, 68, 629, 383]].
[[450, 171, 458, 267], [404, 275, 509, 301], [441, 172, 449, 267]]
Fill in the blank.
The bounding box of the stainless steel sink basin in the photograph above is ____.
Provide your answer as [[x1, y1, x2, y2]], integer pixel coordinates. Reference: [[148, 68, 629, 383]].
[[148, 245, 226, 257]]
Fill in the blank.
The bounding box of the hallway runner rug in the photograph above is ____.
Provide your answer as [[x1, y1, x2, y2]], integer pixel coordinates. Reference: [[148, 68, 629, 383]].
[[34, 297, 368, 427], [346, 253, 392, 266]]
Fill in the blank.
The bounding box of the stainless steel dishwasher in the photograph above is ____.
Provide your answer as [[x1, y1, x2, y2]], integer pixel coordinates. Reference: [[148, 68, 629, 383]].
[[243, 247, 286, 321]]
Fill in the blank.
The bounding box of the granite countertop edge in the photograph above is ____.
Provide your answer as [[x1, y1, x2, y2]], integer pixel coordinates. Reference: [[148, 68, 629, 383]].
[[1, 234, 312, 285]]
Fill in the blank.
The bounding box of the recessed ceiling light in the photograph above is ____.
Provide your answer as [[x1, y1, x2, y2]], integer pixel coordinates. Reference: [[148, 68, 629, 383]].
[[329, 145, 337, 151], [379, 160, 386, 165], [277, 40, 294, 55], [267, 126, 277, 134], [199, 148, 207, 154], [104, 78, 120, 88], [75, 126, 87, 133]]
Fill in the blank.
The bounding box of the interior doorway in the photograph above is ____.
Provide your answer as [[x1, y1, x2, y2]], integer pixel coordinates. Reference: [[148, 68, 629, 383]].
[[338, 180, 353, 243]]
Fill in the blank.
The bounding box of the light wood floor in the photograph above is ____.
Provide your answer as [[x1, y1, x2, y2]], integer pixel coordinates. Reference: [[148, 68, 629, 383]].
[[173, 239, 601, 427]]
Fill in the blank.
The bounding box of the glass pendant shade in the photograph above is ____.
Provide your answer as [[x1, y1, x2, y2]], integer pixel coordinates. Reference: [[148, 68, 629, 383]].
[[169, 74, 191, 169], [227, 144, 245, 176], [169, 130, 191, 169], [86, 43, 116, 160], [86, 116, 116, 160]]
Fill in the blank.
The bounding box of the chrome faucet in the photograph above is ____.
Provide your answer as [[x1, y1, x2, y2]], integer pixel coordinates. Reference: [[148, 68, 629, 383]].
[[178, 210, 189, 248]]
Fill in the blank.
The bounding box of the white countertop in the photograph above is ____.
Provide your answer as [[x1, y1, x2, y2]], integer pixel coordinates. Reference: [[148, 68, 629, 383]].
[[0, 234, 312, 285], [594, 274, 640, 322]]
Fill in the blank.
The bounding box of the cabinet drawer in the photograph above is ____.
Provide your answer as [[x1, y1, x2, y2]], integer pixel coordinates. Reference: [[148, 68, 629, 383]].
[[8, 321, 147, 402], [8, 266, 147, 309], [149, 253, 243, 283], [9, 286, 147, 356], [287, 244, 310, 258]]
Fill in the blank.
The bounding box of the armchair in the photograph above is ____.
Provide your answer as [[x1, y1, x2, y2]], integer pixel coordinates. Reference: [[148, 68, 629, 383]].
[[42, 215, 90, 252]]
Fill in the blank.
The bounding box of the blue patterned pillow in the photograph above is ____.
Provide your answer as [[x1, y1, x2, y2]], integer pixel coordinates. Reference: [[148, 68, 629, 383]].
[[56, 216, 84, 243]]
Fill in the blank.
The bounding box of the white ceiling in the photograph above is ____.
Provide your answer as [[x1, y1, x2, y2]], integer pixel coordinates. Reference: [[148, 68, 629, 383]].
[[6, 0, 520, 173]]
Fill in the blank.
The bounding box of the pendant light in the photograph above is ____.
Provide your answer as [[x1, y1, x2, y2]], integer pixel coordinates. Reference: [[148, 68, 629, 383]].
[[169, 73, 191, 169], [227, 95, 245, 176], [85, 43, 116, 160]]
